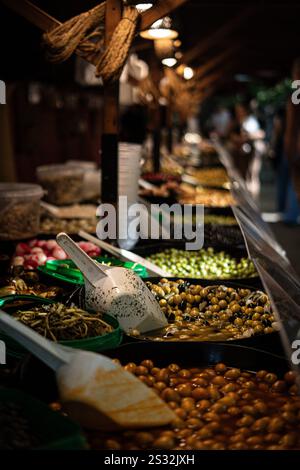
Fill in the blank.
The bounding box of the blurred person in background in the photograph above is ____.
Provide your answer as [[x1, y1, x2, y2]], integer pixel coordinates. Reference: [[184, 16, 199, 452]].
[[227, 101, 265, 200], [210, 105, 232, 138], [283, 58, 300, 224], [235, 102, 266, 200], [269, 107, 298, 221]]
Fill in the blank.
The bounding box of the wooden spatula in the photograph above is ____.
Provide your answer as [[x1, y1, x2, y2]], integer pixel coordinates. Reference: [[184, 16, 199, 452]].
[[0, 310, 175, 430]]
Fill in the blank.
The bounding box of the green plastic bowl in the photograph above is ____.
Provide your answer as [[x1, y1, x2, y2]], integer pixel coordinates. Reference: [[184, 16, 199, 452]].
[[0, 388, 87, 449], [0, 295, 123, 359], [38, 256, 148, 285]]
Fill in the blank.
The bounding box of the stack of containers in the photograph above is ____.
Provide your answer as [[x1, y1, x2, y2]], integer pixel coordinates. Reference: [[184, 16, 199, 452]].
[[118, 143, 142, 249]]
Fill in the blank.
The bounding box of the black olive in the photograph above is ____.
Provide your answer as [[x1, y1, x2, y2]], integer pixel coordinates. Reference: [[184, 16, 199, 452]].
[[168, 312, 176, 322]]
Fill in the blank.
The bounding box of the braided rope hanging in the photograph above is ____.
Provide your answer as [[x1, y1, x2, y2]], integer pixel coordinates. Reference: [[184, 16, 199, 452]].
[[43, 2, 139, 84], [43, 3, 106, 63], [95, 6, 139, 83]]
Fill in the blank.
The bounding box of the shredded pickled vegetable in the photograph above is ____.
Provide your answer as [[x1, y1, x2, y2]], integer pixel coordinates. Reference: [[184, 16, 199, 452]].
[[13, 303, 113, 341]]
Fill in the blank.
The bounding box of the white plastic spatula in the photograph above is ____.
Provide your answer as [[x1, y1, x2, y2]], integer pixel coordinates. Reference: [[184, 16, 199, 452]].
[[0, 310, 175, 430], [56, 233, 168, 333], [78, 230, 171, 277]]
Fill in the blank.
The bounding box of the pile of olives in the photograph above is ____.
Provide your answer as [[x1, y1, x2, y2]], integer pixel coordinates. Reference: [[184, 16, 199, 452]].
[[147, 248, 256, 279], [204, 215, 238, 226], [139, 279, 278, 341], [92, 361, 300, 450]]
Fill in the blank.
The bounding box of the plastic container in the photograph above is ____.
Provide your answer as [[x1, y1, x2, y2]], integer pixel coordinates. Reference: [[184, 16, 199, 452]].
[[66, 160, 101, 201], [66, 160, 97, 171], [36, 164, 84, 205], [38, 257, 148, 285], [0, 388, 87, 449], [0, 183, 43, 240], [0, 296, 123, 359]]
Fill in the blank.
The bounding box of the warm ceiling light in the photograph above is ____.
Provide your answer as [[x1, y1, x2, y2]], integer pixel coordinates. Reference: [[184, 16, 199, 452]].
[[176, 64, 185, 75], [173, 39, 182, 48], [162, 57, 177, 67], [154, 38, 173, 59], [135, 3, 153, 12], [126, 0, 154, 12], [183, 66, 194, 80], [140, 16, 178, 40], [175, 51, 183, 60]]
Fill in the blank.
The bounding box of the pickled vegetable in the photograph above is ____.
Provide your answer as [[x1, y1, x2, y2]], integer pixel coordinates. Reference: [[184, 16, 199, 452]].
[[13, 303, 113, 341], [147, 248, 256, 279]]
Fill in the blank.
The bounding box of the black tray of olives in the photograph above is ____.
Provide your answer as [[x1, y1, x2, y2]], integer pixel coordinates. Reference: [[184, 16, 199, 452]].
[[133, 242, 260, 286], [15, 341, 286, 407], [109, 341, 288, 375], [127, 277, 282, 354], [89, 343, 300, 450]]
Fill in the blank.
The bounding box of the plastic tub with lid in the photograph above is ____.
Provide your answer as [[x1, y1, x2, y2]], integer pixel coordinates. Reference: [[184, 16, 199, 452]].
[[66, 160, 100, 200], [0, 183, 43, 240], [36, 164, 84, 205]]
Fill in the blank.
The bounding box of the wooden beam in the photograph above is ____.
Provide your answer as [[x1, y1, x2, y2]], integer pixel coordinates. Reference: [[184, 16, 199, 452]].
[[148, 57, 163, 173], [196, 72, 224, 92], [2, 0, 189, 38], [198, 86, 216, 105], [198, 77, 233, 105], [193, 45, 240, 81], [101, 0, 122, 205], [182, 6, 256, 64], [140, 0, 188, 31], [2, 0, 189, 68], [1, 0, 59, 30], [103, 0, 121, 135], [195, 61, 235, 92], [1, 0, 100, 65]]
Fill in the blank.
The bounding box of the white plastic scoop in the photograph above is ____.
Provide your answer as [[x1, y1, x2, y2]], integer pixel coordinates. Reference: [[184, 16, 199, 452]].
[[56, 233, 168, 333], [78, 230, 171, 278], [0, 311, 175, 430]]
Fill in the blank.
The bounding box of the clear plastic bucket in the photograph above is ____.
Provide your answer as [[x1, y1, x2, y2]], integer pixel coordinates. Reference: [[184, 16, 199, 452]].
[[36, 164, 84, 205], [0, 183, 43, 240], [66, 161, 100, 200]]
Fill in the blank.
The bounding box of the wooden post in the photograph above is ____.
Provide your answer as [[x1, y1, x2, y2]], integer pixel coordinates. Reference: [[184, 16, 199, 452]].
[[147, 103, 161, 173], [149, 57, 163, 173], [101, 0, 122, 205], [167, 111, 173, 154], [166, 90, 174, 154], [153, 126, 161, 173]]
